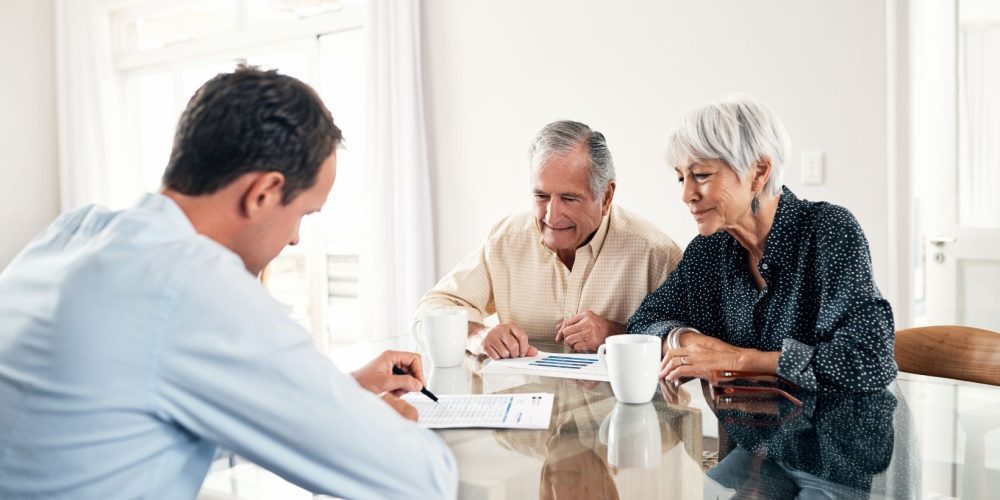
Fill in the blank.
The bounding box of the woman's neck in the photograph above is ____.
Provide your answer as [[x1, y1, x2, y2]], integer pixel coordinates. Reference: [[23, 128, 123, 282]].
[[725, 194, 780, 261]]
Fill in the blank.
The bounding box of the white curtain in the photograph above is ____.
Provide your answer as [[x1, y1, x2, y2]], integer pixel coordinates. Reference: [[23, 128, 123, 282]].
[[360, 0, 437, 340], [959, 26, 1000, 227], [54, 0, 132, 211]]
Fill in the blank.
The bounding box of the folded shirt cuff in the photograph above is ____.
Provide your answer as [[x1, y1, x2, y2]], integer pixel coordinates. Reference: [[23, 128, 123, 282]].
[[777, 338, 818, 390]]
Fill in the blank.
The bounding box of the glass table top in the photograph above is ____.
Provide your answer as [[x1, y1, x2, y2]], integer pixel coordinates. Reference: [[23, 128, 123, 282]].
[[199, 341, 1000, 500]]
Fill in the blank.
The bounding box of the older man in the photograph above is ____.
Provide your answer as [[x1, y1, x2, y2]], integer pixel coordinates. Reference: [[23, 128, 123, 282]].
[[415, 121, 682, 359]]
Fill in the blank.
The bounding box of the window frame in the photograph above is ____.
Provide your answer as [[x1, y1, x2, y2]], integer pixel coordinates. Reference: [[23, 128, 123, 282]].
[[106, 0, 367, 351]]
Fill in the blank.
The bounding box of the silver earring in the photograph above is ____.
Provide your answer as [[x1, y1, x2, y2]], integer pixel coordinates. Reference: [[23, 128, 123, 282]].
[[751, 192, 760, 216]]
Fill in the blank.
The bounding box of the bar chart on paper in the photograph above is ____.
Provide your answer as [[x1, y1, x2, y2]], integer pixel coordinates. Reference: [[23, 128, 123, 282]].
[[480, 352, 609, 381], [402, 393, 554, 429]]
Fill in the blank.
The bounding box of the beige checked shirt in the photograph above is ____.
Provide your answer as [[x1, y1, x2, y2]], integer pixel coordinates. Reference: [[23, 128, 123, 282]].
[[415, 205, 682, 343]]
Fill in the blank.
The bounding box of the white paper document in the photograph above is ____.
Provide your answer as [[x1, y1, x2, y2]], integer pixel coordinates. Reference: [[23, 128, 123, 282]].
[[401, 393, 554, 429], [480, 351, 610, 381]]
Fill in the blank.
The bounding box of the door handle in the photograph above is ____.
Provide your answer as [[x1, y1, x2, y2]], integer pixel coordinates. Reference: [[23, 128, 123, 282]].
[[929, 237, 957, 247]]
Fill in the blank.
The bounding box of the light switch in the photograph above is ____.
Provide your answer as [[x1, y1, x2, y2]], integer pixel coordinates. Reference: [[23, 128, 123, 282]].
[[801, 151, 824, 185]]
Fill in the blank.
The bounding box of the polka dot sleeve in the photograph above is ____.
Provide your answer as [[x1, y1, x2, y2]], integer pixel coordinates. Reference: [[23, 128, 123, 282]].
[[626, 252, 691, 339], [777, 205, 897, 391]]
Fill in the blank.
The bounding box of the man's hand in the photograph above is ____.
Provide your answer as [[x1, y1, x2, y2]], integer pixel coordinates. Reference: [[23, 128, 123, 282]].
[[554, 310, 624, 352], [380, 392, 418, 422], [352, 350, 426, 396], [475, 323, 538, 360]]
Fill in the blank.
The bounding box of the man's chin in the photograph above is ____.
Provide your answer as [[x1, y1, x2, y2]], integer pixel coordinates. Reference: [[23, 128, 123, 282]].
[[543, 237, 575, 252]]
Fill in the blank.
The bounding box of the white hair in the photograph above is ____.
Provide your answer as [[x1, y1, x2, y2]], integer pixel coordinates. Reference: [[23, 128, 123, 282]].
[[665, 94, 790, 196], [528, 120, 615, 198]]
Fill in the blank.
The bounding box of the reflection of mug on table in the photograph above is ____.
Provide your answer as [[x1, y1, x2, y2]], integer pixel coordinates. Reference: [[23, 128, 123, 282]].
[[422, 309, 468, 368], [600, 402, 662, 468], [427, 366, 469, 394]]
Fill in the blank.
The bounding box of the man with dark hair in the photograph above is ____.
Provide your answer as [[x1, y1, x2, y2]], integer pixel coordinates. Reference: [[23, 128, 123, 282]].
[[0, 66, 457, 499]]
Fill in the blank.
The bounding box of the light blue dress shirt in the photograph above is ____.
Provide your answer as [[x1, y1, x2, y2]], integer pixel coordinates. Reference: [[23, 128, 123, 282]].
[[0, 193, 458, 499]]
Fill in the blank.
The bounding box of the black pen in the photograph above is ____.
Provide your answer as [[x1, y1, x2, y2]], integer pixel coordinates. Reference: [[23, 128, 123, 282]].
[[392, 365, 439, 403]]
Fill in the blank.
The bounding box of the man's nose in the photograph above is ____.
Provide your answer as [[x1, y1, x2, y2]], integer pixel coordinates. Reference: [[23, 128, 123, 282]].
[[546, 198, 564, 222]]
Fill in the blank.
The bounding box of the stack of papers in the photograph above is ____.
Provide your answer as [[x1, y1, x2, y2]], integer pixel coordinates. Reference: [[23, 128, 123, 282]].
[[480, 351, 609, 381], [402, 393, 554, 429]]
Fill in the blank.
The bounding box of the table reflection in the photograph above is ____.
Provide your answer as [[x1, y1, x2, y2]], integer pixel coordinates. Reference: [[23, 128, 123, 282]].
[[437, 345, 704, 499], [706, 386, 918, 499]]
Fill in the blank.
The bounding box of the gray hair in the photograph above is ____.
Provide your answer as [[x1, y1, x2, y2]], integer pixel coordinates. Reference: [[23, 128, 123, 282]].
[[665, 94, 790, 197], [528, 120, 615, 198]]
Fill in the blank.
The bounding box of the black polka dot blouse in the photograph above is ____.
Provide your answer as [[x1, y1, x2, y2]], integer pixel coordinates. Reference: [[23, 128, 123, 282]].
[[627, 187, 897, 391]]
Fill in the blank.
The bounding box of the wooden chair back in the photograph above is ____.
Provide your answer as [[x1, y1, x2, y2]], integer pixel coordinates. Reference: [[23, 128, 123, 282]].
[[894, 326, 1000, 386]]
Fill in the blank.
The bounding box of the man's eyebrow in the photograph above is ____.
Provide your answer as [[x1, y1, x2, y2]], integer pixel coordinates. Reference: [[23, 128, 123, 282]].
[[533, 189, 585, 198]]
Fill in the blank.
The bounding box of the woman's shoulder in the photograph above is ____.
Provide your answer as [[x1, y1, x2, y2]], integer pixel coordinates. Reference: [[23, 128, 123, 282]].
[[790, 198, 872, 260], [797, 199, 866, 239], [680, 231, 732, 261]]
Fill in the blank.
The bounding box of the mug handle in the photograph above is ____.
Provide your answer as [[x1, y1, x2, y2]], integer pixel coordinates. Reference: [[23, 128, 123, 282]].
[[597, 344, 607, 364], [598, 411, 611, 445]]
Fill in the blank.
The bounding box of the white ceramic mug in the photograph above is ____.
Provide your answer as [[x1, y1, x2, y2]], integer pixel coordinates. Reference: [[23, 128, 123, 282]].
[[597, 335, 660, 404], [599, 402, 662, 468], [423, 308, 468, 368]]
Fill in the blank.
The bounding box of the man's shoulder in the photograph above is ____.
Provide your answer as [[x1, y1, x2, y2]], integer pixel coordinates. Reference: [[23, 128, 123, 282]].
[[483, 210, 538, 246], [607, 205, 681, 252]]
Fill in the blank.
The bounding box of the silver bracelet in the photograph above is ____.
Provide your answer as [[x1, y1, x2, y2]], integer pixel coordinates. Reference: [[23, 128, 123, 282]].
[[666, 326, 701, 350]]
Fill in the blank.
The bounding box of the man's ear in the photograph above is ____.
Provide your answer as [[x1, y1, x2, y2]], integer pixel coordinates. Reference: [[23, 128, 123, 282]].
[[752, 159, 772, 194], [240, 172, 286, 219], [601, 181, 616, 216]]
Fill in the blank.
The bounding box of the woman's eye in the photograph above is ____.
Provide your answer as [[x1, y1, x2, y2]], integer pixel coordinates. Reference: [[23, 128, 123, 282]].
[[694, 173, 711, 181], [676, 177, 684, 184]]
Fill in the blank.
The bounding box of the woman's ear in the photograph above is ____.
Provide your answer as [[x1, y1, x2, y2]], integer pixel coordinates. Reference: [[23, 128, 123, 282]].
[[752, 158, 772, 193], [240, 172, 286, 218]]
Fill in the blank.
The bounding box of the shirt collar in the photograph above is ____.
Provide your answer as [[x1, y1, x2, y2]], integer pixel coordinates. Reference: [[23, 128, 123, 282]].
[[134, 192, 197, 237], [760, 186, 803, 271]]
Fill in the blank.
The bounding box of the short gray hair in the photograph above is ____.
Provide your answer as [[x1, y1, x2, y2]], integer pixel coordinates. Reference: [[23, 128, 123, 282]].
[[665, 95, 790, 196], [528, 120, 615, 198]]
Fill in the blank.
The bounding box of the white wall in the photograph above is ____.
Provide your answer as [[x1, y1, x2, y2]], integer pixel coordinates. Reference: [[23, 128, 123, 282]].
[[0, 0, 58, 270], [422, 0, 891, 297]]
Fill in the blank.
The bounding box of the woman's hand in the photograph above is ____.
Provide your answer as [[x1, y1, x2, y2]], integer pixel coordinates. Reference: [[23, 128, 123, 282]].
[[660, 330, 781, 381]]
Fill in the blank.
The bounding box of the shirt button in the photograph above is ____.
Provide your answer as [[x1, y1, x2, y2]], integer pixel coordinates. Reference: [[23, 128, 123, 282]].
[[761, 263, 768, 270]]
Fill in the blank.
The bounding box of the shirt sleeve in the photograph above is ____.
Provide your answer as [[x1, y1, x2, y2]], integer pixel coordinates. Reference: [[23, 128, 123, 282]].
[[649, 239, 684, 294], [776, 207, 897, 391], [627, 254, 690, 339], [413, 242, 496, 341], [154, 249, 458, 499]]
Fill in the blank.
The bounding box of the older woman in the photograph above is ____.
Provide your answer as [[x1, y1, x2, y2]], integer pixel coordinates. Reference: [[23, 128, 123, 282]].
[[627, 95, 896, 392]]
